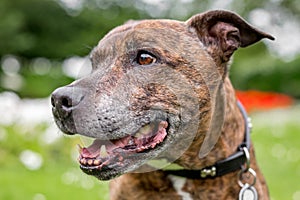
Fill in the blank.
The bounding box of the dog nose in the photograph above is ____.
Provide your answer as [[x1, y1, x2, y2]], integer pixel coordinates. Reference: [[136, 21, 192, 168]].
[[51, 86, 85, 118]]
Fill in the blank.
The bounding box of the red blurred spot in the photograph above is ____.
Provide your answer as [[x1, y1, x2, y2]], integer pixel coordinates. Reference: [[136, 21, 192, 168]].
[[236, 90, 294, 112]]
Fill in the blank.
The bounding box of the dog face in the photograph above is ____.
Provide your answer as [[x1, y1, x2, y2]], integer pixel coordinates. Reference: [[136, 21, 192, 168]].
[[51, 10, 274, 180]]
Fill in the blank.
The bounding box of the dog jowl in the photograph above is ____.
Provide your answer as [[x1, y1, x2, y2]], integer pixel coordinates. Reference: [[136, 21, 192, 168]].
[[51, 10, 274, 199]]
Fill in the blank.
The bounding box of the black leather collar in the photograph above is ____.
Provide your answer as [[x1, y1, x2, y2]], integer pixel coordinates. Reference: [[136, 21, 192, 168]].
[[164, 101, 252, 179]]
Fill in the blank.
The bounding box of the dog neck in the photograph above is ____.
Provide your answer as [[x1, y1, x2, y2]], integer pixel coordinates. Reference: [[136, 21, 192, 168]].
[[173, 77, 246, 170]]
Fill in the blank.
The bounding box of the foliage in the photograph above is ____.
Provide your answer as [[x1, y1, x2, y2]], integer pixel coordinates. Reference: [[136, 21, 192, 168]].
[[231, 43, 300, 98], [0, 0, 300, 98], [0, 0, 144, 59]]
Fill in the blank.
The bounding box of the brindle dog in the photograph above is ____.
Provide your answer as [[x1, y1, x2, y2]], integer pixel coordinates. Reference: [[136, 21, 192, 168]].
[[51, 10, 274, 199]]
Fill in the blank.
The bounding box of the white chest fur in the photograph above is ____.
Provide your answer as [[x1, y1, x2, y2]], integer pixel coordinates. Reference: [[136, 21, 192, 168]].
[[168, 175, 193, 200]]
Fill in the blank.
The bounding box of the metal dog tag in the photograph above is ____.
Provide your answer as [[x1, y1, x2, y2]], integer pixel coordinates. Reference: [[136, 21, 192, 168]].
[[239, 183, 258, 200]]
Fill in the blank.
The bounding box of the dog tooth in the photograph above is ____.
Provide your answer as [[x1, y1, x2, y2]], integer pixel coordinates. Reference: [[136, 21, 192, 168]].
[[81, 158, 87, 165], [100, 145, 108, 158], [87, 159, 93, 165], [94, 159, 101, 165]]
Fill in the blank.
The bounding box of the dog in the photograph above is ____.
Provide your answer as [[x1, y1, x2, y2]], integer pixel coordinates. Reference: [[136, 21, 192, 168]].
[[51, 10, 274, 199]]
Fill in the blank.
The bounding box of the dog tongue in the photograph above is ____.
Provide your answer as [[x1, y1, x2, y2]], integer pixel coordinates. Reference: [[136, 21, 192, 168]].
[[79, 121, 168, 159], [80, 140, 103, 158], [80, 138, 129, 158]]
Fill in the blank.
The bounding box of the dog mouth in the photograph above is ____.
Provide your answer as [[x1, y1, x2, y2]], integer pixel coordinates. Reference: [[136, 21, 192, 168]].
[[78, 120, 168, 179]]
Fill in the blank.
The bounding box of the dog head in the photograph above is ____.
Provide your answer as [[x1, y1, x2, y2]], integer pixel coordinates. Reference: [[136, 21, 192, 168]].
[[51, 10, 274, 180]]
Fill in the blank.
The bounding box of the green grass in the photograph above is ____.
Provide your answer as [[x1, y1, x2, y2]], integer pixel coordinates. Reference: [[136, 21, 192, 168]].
[[0, 164, 109, 200], [251, 107, 300, 200], [0, 123, 109, 200], [0, 106, 299, 200]]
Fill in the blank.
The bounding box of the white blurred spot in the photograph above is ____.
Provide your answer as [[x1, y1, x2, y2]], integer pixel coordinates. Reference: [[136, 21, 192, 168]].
[[80, 177, 95, 190], [138, 0, 170, 18], [1, 73, 24, 91], [270, 0, 283, 3], [19, 150, 43, 170], [141, 0, 165, 6], [252, 105, 300, 127], [169, 4, 189, 19], [0, 92, 53, 125], [249, 9, 271, 28], [0, 92, 20, 125], [271, 143, 286, 159], [1, 55, 21, 75], [270, 125, 285, 138], [180, 0, 193, 3], [59, 0, 83, 10], [0, 92, 61, 145], [1, 55, 23, 91], [62, 56, 92, 79], [249, 8, 300, 61], [18, 98, 53, 125], [61, 169, 80, 185], [209, 0, 233, 10], [33, 193, 46, 200], [293, 191, 300, 200], [32, 58, 51, 75], [61, 168, 95, 190], [40, 124, 62, 145]]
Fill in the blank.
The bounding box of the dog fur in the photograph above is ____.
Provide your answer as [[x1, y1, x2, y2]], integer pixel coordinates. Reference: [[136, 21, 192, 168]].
[[51, 10, 274, 199]]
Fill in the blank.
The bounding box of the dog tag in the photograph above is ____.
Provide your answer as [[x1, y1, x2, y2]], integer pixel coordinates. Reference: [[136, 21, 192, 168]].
[[239, 183, 258, 200]]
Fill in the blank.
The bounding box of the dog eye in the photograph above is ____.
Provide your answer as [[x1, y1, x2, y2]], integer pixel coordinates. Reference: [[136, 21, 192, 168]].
[[136, 51, 156, 65]]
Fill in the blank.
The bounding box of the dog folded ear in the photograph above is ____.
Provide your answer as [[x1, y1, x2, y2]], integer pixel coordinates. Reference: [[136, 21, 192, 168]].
[[187, 10, 274, 65]]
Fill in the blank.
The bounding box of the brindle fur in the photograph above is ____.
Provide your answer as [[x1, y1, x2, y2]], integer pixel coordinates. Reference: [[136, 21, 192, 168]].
[[109, 79, 269, 200], [51, 10, 274, 200]]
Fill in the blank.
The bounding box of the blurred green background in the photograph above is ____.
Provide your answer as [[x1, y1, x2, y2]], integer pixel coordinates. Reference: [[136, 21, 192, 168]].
[[0, 0, 299, 199]]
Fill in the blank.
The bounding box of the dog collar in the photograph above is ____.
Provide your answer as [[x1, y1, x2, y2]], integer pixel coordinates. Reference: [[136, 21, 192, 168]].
[[164, 101, 252, 179]]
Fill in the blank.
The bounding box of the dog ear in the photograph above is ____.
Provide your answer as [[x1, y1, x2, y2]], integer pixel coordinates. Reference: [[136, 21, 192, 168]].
[[187, 10, 274, 67]]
